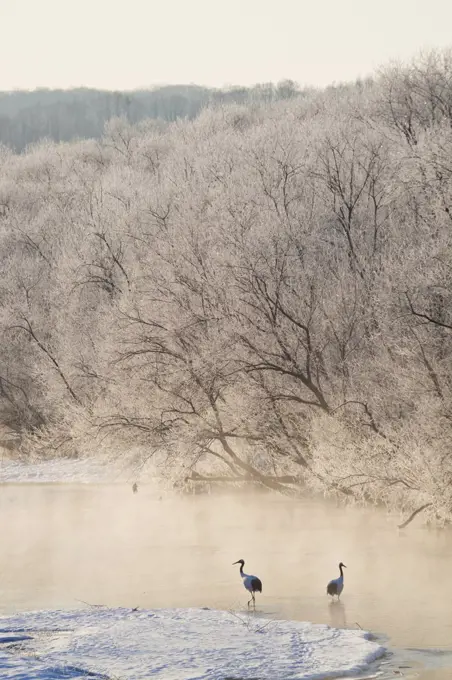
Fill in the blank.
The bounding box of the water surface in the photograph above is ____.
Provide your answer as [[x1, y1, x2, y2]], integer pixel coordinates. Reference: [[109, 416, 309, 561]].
[[0, 484, 451, 678]]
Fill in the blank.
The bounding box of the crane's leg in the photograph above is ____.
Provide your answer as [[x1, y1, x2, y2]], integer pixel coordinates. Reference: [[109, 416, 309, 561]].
[[252, 592, 256, 610]]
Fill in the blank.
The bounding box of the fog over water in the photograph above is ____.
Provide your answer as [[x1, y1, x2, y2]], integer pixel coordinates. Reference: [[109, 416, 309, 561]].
[[1, 484, 452, 666]]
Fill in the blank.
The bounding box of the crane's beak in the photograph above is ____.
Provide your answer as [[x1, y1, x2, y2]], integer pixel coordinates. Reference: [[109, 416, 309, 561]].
[[343, 564, 347, 568], [232, 561, 241, 565]]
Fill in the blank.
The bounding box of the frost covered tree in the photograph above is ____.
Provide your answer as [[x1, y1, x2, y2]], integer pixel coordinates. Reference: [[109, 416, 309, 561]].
[[1, 51, 452, 524]]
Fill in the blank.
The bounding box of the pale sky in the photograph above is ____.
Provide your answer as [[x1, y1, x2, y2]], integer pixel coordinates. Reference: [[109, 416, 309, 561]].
[[1, 0, 451, 91]]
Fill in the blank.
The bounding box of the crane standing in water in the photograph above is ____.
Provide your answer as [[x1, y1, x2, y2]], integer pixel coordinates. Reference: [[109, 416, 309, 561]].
[[233, 559, 262, 609], [327, 562, 346, 600]]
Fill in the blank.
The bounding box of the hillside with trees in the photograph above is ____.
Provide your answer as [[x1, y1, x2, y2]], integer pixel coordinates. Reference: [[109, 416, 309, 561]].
[[1, 50, 452, 524], [0, 81, 300, 151]]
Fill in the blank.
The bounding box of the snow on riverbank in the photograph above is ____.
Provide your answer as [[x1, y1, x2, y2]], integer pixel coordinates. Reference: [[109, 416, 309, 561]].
[[0, 607, 385, 679], [0, 457, 135, 484]]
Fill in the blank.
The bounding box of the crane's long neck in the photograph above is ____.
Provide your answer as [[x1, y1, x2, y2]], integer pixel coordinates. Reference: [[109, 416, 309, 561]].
[[339, 565, 344, 579], [239, 563, 247, 578]]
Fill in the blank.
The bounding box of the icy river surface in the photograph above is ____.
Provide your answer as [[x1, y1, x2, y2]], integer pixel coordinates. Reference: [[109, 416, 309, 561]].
[[0, 469, 451, 678]]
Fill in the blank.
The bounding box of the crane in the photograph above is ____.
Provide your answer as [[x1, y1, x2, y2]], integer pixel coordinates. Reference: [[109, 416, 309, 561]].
[[327, 562, 346, 600], [233, 559, 262, 609]]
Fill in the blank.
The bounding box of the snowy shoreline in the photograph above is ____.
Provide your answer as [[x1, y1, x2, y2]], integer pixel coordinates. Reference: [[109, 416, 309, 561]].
[[0, 606, 386, 680], [0, 457, 137, 485]]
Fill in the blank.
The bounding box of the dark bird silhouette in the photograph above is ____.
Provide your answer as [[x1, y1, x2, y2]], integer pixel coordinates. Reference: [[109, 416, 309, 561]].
[[327, 562, 346, 600]]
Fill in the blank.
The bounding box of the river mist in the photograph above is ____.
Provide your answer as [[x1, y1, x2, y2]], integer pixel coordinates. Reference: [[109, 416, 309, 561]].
[[1, 483, 451, 656]]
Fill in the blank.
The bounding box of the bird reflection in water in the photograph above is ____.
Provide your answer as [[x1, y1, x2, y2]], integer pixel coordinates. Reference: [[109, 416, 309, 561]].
[[328, 600, 347, 629]]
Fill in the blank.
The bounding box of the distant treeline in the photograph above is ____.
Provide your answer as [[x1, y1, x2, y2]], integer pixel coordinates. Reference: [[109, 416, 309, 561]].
[[0, 80, 307, 151]]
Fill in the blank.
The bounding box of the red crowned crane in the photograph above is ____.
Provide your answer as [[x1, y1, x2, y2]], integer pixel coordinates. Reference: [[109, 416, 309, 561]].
[[327, 562, 346, 600], [233, 559, 262, 609]]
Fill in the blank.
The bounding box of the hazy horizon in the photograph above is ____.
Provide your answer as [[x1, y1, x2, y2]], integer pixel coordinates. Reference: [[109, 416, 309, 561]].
[[1, 0, 452, 91]]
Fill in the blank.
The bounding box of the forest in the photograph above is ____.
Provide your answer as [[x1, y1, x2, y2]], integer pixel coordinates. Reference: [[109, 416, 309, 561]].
[[0, 80, 300, 151], [0, 50, 452, 524]]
